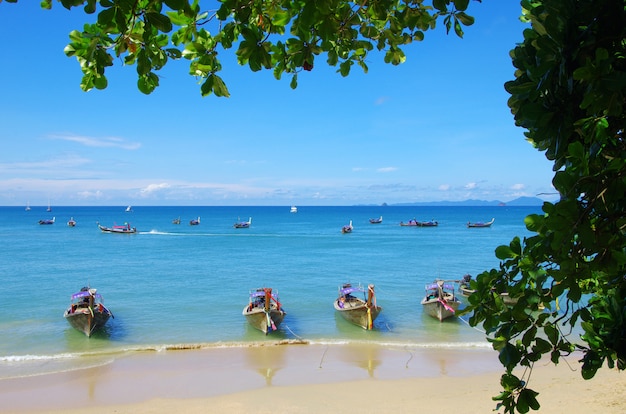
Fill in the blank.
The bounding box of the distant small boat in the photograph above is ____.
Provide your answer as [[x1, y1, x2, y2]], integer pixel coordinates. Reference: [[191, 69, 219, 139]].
[[421, 280, 460, 322], [243, 287, 286, 334], [39, 217, 55, 225], [290, 206, 298, 213], [467, 218, 495, 228], [125, 206, 132, 212], [97, 222, 137, 233], [369, 216, 383, 224], [334, 283, 382, 330], [189, 217, 200, 225], [25, 202, 31, 211], [234, 217, 252, 228], [63, 287, 113, 337], [341, 220, 353, 233], [67, 217, 76, 227], [400, 219, 438, 227], [172, 217, 181, 225], [46, 201, 52, 212]]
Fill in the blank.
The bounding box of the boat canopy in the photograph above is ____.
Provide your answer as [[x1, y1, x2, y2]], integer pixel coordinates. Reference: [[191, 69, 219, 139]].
[[339, 285, 365, 295], [425, 283, 455, 291], [71, 290, 102, 300]]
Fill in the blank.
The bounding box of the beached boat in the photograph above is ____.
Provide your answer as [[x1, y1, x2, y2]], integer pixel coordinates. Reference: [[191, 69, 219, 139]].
[[421, 280, 461, 321], [290, 206, 298, 213], [67, 217, 76, 227], [334, 283, 382, 330], [242, 287, 286, 334], [234, 217, 252, 228], [369, 216, 383, 224], [172, 217, 181, 225], [97, 222, 137, 233], [189, 217, 200, 225], [467, 218, 495, 228], [39, 217, 55, 225], [63, 287, 113, 337], [342, 220, 353, 233]]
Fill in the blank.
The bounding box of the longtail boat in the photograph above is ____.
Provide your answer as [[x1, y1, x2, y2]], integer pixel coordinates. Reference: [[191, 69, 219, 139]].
[[421, 280, 460, 322], [334, 283, 382, 330], [243, 287, 285, 334], [467, 218, 495, 228], [63, 287, 113, 337]]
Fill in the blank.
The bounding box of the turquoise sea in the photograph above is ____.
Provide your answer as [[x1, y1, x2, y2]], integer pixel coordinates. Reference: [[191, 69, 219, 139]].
[[0, 205, 541, 379]]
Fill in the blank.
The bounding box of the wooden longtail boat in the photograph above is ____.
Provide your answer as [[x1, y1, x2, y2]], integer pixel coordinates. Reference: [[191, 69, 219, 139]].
[[234, 217, 252, 228], [242, 287, 286, 334], [341, 220, 353, 233], [421, 280, 461, 322], [63, 287, 113, 337], [97, 222, 137, 233], [467, 218, 495, 228], [334, 283, 382, 330]]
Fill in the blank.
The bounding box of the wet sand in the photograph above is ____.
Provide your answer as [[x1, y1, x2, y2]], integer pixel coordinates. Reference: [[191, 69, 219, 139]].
[[2, 344, 624, 413]]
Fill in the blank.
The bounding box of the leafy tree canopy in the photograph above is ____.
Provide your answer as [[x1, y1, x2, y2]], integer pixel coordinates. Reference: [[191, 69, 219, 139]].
[[466, 0, 626, 412], [1, 0, 476, 96], [2, 1, 625, 413]]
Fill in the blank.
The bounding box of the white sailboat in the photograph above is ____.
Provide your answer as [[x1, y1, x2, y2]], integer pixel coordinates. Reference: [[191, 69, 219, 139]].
[[25, 202, 31, 211], [125, 206, 132, 212]]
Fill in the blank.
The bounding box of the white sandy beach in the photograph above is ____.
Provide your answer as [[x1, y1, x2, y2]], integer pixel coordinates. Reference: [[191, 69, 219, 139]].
[[2, 344, 624, 414]]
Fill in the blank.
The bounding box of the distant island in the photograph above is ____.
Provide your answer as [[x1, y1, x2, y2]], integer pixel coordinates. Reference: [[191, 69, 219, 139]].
[[387, 196, 550, 207]]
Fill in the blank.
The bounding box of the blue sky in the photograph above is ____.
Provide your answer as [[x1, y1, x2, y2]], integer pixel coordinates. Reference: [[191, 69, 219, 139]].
[[0, 1, 557, 207]]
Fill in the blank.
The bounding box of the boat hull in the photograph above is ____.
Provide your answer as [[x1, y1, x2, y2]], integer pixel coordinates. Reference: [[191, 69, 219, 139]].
[[242, 306, 285, 334], [421, 298, 460, 321], [64, 307, 111, 337], [334, 299, 381, 329], [98, 224, 136, 233]]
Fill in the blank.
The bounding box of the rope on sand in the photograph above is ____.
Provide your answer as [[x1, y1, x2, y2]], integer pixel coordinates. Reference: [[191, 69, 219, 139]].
[[319, 345, 329, 369], [404, 348, 414, 368]]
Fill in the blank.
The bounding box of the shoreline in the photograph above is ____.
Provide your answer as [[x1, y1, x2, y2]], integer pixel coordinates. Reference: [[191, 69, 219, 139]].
[[2, 343, 625, 413]]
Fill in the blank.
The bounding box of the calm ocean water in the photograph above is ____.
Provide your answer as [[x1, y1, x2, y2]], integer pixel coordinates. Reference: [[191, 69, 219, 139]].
[[0, 205, 540, 379]]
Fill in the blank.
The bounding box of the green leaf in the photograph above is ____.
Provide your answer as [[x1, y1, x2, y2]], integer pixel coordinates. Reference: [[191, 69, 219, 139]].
[[146, 13, 173, 33]]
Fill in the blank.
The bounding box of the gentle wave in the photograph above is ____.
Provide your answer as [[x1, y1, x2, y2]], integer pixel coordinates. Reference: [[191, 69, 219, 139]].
[[1, 338, 490, 363]]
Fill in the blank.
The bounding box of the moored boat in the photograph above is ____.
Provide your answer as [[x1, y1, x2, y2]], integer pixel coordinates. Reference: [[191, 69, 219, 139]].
[[242, 287, 286, 334], [39, 217, 55, 225], [234, 217, 252, 228], [467, 218, 495, 228], [458, 273, 476, 296], [172, 217, 181, 224], [341, 220, 353, 233], [63, 287, 113, 337], [67, 217, 76, 227], [369, 216, 383, 224], [97, 222, 137, 233], [421, 280, 461, 322], [400, 219, 438, 227], [334, 283, 382, 330], [189, 217, 200, 225]]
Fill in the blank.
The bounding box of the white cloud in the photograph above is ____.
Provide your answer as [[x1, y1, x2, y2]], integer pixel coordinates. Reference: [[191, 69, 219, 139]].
[[376, 167, 397, 173], [438, 184, 451, 191], [465, 182, 477, 190], [48, 134, 141, 150], [511, 183, 525, 190], [140, 183, 171, 195]]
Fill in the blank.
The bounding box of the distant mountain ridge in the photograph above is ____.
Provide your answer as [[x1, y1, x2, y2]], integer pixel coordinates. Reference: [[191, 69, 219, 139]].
[[391, 196, 547, 207]]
